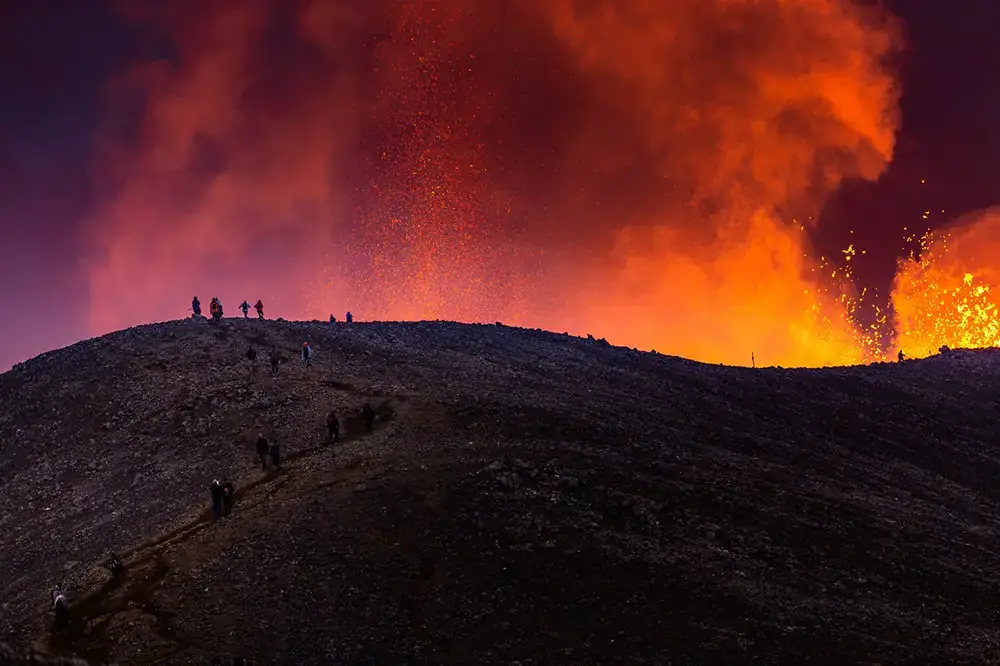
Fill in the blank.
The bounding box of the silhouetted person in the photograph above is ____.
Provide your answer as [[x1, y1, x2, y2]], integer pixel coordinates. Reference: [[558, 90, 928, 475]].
[[330, 314, 336, 323], [269, 348, 280, 375], [240, 300, 250, 318], [327, 410, 340, 443], [221, 481, 235, 517], [898, 349, 905, 363], [362, 403, 375, 432], [255, 434, 269, 469], [269, 440, 281, 468], [107, 552, 123, 578], [346, 311, 353, 323], [246, 346, 258, 373], [52, 587, 69, 631], [301, 342, 312, 368], [255, 299, 264, 319], [210, 479, 223, 520], [210, 297, 223, 322], [192, 296, 202, 316]]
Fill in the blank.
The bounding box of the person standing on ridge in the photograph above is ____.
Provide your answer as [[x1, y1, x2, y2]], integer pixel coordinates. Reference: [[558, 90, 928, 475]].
[[346, 311, 353, 323], [302, 342, 312, 368], [255, 434, 269, 469], [240, 300, 250, 318], [255, 299, 264, 319], [210, 297, 224, 322], [898, 349, 905, 363], [192, 296, 202, 316]]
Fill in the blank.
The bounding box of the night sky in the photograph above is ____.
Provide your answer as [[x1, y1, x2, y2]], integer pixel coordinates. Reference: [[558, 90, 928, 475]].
[[2, 0, 999, 370]]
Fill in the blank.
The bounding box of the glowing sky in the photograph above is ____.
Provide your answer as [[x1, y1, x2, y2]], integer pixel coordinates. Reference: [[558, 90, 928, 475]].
[[3, 0, 1000, 370]]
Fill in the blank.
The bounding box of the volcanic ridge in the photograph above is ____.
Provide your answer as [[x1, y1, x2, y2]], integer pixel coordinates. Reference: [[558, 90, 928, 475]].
[[1, 318, 1000, 664]]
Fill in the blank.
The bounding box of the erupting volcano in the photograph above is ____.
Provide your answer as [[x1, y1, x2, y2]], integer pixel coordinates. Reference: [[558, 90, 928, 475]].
[[77, 0, 1000, 368]]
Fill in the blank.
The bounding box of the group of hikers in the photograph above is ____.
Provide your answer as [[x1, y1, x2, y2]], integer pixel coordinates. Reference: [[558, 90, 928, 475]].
[[50, 300, 379, 641], [191, 295, 354, 327], [192, 296, 264, 322]]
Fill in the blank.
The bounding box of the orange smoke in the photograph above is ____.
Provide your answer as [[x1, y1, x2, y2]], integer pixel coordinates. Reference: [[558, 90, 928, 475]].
[[87, 0, 905, 367]]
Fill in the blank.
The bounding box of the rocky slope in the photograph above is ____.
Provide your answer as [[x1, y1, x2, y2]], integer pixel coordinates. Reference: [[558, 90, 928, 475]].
[[2, 318, 1000, 664]]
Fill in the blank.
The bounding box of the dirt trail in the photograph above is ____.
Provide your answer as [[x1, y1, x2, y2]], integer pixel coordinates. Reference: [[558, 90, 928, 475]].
[[40, 396, 405, 665]]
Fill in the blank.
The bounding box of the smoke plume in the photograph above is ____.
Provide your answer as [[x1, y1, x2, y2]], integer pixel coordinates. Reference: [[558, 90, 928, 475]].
[[88, 0, 902, 366]]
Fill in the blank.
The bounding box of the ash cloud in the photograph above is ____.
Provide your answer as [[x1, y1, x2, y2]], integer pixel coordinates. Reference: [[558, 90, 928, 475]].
[[86, 0, 902, 365]]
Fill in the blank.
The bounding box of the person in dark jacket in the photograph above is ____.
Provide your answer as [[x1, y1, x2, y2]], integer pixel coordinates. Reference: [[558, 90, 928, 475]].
[[239, 300, 250, 318], [254, 299, 264, 319], [255, 434, 269, 469], [221, 481, 235, 517], [246, 346, 258, 373], [301, 342, 312, 368], [107, 552, 124, 578], [192, 296, 202, 316], [269, 348, 280, 375], [52, 586, 69, 631], [269, 440, 281, 469], [345, 311, 353, 323], [210, 479, 223, 520], [362, 403, 375, 432], [326, 410, 340, 443]]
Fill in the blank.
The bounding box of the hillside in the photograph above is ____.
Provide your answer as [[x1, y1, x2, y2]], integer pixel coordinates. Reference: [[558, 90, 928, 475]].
[[2, 318, 1000, 664]]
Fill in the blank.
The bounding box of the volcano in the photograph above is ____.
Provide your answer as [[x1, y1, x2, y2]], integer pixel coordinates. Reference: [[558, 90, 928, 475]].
[[1, 318, 998, 664]]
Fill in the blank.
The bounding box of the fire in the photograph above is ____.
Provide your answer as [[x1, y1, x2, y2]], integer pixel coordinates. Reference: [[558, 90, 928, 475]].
[[87, 0, 1000, 370], [890, 213, 1000, 359]]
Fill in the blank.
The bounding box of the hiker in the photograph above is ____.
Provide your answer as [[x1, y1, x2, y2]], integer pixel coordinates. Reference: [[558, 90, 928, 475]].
[[210, 479, 223, 520], [52, 587, 69, 630], [301, 342, 312, 368], [192, 296, 202, 316], [269, 439, 281, 469], [246, 346, 258, 373], [269, 348, 280, 375], [210, 297, 223, 322], [327, 410, 340, 443], [346, 311, 353, 323], [898, 349, 905, 363], [255, 299, 264, 319], [330, 314, 336, 323], [240, 300, 250, 319], [255, 434, 269, 469], [221, 480, 235, 517], [107, 552, 123, 578], [362, 403, 375, 432]]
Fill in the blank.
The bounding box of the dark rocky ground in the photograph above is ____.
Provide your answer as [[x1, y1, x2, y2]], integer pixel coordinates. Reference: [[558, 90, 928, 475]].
[[3, 317, 1000, 664]]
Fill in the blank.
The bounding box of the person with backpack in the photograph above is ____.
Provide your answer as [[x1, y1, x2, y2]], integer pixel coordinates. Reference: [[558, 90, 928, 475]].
[[210, 298, 223, 322], [239, 300, 250, 318], [192, 296, 202, 316], [254, 300, 264, 319], [246, 346, 258, 373]]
